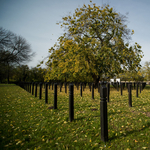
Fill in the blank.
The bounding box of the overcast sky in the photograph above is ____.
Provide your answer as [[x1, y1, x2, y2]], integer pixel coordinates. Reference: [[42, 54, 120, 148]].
[[0, 0, 150, 68]]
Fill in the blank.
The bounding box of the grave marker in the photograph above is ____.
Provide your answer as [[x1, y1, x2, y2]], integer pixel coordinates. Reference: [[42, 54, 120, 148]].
[[128, 84, 132, 107], [100, 82, 108, 142], [54, 83, 57, 109], [39, 82, 42, 99], [69, 83, 74, 122], [45, 83, 48, 104]]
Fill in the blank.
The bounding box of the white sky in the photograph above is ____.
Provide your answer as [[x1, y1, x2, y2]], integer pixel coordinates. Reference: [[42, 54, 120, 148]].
[[0, 0, 150, 68]]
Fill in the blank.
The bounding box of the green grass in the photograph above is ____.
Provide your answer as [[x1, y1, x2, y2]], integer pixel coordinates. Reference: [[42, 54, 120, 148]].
[[0, 84, 150, 150]]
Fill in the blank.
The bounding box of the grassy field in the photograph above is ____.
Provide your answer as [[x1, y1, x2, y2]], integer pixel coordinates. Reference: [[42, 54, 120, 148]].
[[0, 83, 150, 150]]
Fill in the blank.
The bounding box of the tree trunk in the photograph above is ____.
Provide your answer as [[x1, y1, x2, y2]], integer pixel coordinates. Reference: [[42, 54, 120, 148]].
[[7, 62, 10, 84], [23, 74, 27, 82], [92, 74, 100, 88]]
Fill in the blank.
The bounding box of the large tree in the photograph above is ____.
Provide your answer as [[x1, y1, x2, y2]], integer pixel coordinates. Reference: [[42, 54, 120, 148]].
[[44, 2, 143, 83], [0, 27, 35, 83]]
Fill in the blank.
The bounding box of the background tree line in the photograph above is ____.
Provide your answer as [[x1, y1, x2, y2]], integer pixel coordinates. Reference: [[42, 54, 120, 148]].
[[0, 64, 46, 83], [117, 61, 150, 82]]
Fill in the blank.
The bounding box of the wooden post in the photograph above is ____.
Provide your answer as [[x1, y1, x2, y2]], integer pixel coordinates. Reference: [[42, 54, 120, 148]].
[[69, 83, 74, 122], [35, 82, 37, 97], [45, 83, 48, 104], [32, 82, 34, 95], [136, 82, 138, 97], [29, 82, 31, 93], [120, 82, 123, 96], [54, 83, 57, 109], [128, 84, 132, 107], [80, 83, 82, 97], [39, 82, 42, 99], [92, 83, 94, 99], [100, 82, 108, 142]]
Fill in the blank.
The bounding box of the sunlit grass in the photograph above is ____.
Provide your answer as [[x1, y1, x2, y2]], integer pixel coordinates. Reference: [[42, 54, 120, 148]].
[[0, 83, 150, 149]]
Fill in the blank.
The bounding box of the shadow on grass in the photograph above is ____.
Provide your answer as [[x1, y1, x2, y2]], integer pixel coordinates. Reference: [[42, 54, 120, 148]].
[[134, 102, 149, 107], [108, 111, 123, 116], [74, 115, 100, 122], [48, 106, 54, 109], [108, 98, 127, 103], [74, 117, 87, 121], [0, 84, 16, 87], [144, 86, 150, 90], [109, 122, 150, 141]]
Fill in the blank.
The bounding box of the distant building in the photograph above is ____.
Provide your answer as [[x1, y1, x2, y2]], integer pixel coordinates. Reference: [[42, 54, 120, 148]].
[[116, 78, 121, 85]]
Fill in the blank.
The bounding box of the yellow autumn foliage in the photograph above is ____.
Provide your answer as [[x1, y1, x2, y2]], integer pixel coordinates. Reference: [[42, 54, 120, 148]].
[[43, 2, 143, 82]]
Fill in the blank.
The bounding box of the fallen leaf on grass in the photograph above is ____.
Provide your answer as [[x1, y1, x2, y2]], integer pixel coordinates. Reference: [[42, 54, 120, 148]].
[[142, 147, 147, 149], [135, 140, 138, 143]]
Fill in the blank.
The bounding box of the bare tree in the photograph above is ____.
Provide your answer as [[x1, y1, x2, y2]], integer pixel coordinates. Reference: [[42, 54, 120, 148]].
[[0, 27, 35, 64], [0, 27, 35, 83], [0, 27, 15, 63], [10, 35, 35, 64]]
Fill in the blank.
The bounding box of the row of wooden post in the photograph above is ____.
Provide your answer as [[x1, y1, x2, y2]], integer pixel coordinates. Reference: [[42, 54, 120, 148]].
[[20, 82, 73, 120], [20, 81, 146, 101], [17, 81, 109, 143], [16, 81, 146, 143]]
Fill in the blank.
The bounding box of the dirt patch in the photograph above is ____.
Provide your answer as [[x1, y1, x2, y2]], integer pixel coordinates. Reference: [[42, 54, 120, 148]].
[[131, 110, 150, 118], [131, 110, 140, 115], [48, 106, 54, 109], [91, 108, 98, 111], [146, 112, 150, 117]]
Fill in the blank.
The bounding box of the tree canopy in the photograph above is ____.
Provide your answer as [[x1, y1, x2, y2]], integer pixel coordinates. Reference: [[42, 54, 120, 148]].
[[44, 2, 143, 82]]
